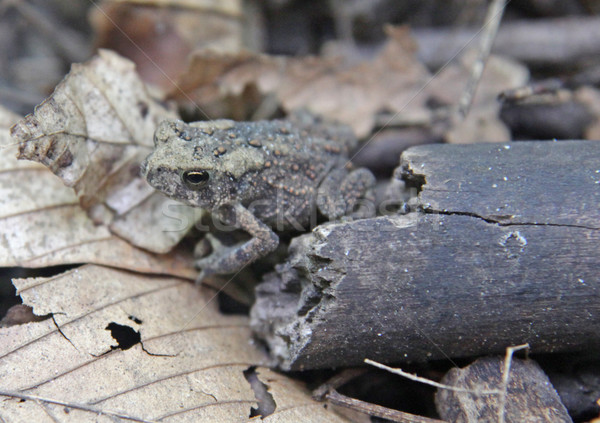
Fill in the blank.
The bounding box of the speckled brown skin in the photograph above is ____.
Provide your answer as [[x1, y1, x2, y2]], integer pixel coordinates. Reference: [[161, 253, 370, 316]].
[[141, 115, 375, 281]]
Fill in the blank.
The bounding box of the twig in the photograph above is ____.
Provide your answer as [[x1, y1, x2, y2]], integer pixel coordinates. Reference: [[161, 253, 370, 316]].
[[373, 0, 506, 131], [456, 0, 507, 119], [498, 79, 563, 103], [326, 389, 447, 423], [497, 343, 530, 423], [312, 367, 367, 401], [364, 359, 500, 395], [0, 390, 156, 423]]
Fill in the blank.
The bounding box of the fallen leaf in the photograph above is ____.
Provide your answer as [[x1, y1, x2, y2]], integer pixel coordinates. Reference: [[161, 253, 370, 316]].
[[0, 304, 48, 327], [0, 265, 350, 422], [576, 86, 600, 139], [10, 49, 196, 254], [90, 0, 247, 90], [427, 52, 529, 143], [0, 107, 194, 278], [172, 26, 432, 137]]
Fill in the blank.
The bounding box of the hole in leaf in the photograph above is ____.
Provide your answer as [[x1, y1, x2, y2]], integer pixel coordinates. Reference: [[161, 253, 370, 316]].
[[106, 322, 141, 351], [243, 366, 276, 418], [128, 315, 143, 324]]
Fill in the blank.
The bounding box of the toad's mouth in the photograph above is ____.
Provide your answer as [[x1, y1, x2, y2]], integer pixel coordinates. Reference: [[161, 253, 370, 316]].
[[140, 156, 177, 196]]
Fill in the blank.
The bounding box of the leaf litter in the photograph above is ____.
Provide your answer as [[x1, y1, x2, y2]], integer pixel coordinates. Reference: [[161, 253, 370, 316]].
[[0, 105, 194, 278], [426, 51, 529, 143], [0, 265, 348, 422], [10, 49, 197, 255], [89, 0, 246, 90], [1, 49, 349, 418], [171, 26, 433, 138]]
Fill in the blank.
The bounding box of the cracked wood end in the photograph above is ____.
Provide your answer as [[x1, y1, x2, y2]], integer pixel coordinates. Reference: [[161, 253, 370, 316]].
[[399, 140, 600, 229], [250, 141, 600, 370]]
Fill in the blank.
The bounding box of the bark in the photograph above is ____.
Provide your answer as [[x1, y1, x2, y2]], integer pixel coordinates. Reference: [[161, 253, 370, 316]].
[[251, 141, 600, 370]]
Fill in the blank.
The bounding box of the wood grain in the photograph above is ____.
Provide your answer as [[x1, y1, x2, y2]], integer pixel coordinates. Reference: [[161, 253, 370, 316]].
[[251, 141, 600, 370]]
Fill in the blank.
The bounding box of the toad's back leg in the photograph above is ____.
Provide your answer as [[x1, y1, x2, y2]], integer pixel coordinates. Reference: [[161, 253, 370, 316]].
[[317, 167, 376, 220]]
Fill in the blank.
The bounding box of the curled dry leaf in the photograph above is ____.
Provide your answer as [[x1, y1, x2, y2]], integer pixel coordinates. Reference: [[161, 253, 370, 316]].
[[0, 265, 349, 422], [0, 107, 194, 278], [172, 26, 432, 138], [10, 49, 196, 254]]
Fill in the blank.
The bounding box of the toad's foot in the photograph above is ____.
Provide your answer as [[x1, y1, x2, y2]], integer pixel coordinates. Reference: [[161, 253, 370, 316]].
[[194, 203, 279, 284]]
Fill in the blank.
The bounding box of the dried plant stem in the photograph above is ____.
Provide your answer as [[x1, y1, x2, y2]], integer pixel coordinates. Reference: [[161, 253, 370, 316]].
[[326, 389, 447, 423], [0, 389, 155, 423], [364, 359, 501, 395], [456, 0, 507, 119], [497, 343, 530, 423]]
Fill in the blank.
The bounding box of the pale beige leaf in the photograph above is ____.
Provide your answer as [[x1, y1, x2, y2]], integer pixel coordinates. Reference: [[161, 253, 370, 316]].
[[427, 53, 529, 144], [0, 265, 349, 422], [173, 26, 431, 137], [10, 49, 194, 254], [0, 110, 194, 278], [109, 194, 206, 255], [576, 86, 600, 139], [254, 367, 350, 422]]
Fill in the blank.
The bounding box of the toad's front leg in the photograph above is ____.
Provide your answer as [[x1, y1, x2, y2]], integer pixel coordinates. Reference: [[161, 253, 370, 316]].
[[195, 203, 279, 284]]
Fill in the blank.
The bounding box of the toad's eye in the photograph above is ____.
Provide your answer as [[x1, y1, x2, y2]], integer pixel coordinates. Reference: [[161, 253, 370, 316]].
[[182, 170, 209, 189]]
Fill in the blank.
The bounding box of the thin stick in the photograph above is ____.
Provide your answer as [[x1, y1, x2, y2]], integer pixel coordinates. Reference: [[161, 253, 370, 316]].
[[365, 359, 500, 395], [456, 0, 507, 119], [312, 367, 367, 401], [326, 389, 447, 423], [497, 343, 530, 423]]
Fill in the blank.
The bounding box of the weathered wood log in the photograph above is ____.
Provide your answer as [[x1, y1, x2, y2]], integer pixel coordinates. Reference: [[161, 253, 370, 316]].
[[250, 141, 600, 370], [413, 16, 600, 70], [500, 95, 595, 140], [351, 127, 442, 177], [435, 357, 572, 423]]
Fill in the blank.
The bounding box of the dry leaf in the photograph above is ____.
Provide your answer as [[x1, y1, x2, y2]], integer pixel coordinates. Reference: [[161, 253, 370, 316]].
[[0, 107, 194, 278], [0, 265, 349, 422], [427, 52, 529, 143], [576, 86, 600, 139], [0, 304, 48, 327], [90, 0, 246, 90], [172, 26, 431, 137], [10, 49, 197, 254]]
